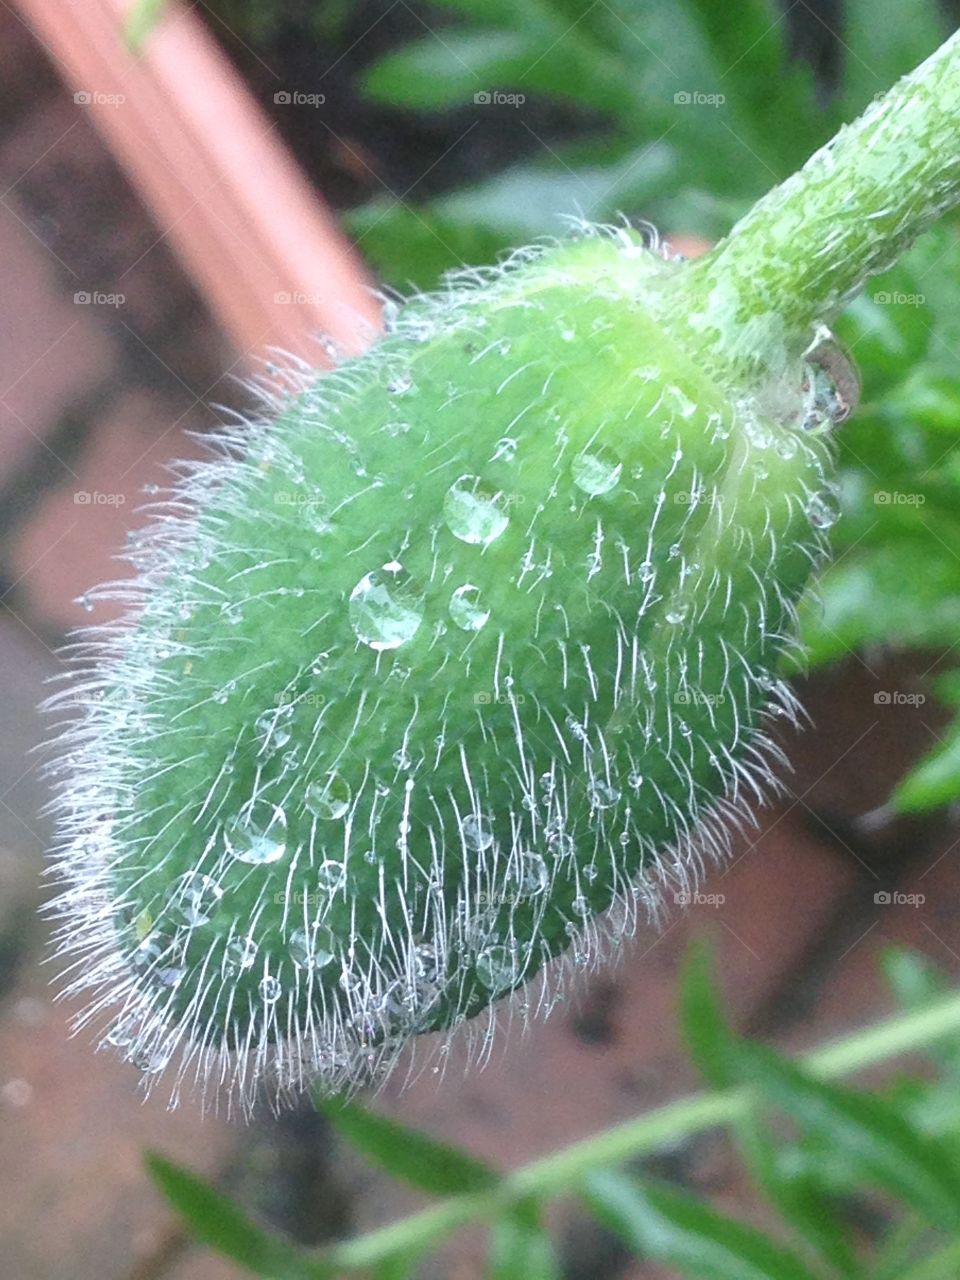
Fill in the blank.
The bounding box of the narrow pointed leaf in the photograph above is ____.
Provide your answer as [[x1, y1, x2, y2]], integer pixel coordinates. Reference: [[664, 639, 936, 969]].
[[322, 1099, 498, 1196], [489, 1199, 558, 1279], [583, 1170, 819, 1280], [147, 1154, 326, 1279], [738, 1042, 960, 1228]]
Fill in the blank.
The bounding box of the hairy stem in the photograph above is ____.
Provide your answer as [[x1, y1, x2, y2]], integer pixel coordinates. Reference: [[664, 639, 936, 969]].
[[674, 29, 960, 378], [322, 990, 960, 1269]]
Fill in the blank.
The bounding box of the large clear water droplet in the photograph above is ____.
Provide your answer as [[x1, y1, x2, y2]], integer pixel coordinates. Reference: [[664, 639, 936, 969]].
[[290, 925, 336, 970], [224, 800, 288, 865], [449, 583, 490, 631], [305, 773, 351, 820], [807, 492, 839, 530], [255, 705, 293, 752], [801, 338, 859, 429], [349, 562, 423, 651], [476, 945, 515, 992], [443, 475, 509, 545], [572, 446, 622, 495], [515, 850, 549, 898], [462, 813, 494, 851]]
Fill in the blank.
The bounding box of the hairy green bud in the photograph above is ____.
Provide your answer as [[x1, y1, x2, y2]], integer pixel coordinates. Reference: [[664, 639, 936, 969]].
[[50, 225, 848, 1110]]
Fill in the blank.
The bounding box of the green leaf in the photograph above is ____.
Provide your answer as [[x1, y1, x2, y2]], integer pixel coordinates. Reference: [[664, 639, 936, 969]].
[[680, 941, 736, 1088], [737, 1042, 960, 1228], [348, 142, 680, 288], [146, 1154, 326, 1279], [583, 1170, 819, 1280], [892, 714, 960, 813], [680, 948, 857, 1275], [362, 29, 636, 116], [489, 1199, 558, 1279], [321, 1098, 498, 1196]]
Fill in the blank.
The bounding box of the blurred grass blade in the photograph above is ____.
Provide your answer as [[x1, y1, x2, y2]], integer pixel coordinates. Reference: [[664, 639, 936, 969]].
[[321, 1098, 498, 1196], [489, 1199, 558, 1279], [146, 1154, 327, 1279], [680, 941, 736, 1087], [738, 1042, 960, 1228], [582, 1170, 819, 1280]]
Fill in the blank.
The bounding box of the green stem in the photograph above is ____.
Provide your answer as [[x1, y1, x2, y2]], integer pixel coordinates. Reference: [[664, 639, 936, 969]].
[[675, 29, 960, 378], [321, 990, 960, 1270]]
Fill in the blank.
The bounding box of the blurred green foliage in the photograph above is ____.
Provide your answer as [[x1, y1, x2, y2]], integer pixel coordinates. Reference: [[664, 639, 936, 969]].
[[151, 946, 960, 1277]]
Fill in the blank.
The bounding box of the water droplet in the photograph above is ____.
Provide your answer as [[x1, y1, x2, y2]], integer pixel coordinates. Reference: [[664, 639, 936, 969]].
[[491, 436, 518, 462], [259, 976, 282, 1003], [224, 801, 287, 865], [807, 493, 839, 529], [305, 772, 351, 820], [443, 475, 509, 545], [290, 925, 336, 969], [572, 446, 622, 496], [383, 420, 410, 438], [387, 372, 413, 396], [572, 894, 590, 917], [168, 873, 223, 927], [665, 605, 688, 625], [317, 860, 343, 893], [106, 1019, 137, 1048], [515, 851, 549, 898], [462, 813, 494, 851], [627, 769, 644, 791], [476, 945, 514, 992], [449, 583, 490, 631], [349, 563, 424, 651], [256, 705, 293, 752], [802, 339, 860, 429], [79, 593, 94, 613], [590, 780, 620, 809], [225, 936, 258, 973]]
